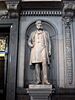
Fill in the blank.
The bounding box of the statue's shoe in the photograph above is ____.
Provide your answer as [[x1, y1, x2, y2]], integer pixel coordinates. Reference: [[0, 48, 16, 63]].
[[42, 80, 50, 85], [36, 81, 41, 84]]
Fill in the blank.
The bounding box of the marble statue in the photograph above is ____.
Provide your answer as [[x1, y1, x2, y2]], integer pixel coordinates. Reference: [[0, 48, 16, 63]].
[[28, 20, 51, 84]]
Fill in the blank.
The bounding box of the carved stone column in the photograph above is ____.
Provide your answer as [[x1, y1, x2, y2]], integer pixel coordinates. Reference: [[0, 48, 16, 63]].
[[63, 1, 75, 87], [5, 1, 25, 88]]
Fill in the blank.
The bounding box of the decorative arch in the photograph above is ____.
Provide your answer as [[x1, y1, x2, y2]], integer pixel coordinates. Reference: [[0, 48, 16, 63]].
[[26, 20, 58, 40]]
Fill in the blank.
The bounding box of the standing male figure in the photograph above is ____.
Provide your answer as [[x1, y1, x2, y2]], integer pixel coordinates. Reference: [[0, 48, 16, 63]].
[[28, 20, 51, 84]]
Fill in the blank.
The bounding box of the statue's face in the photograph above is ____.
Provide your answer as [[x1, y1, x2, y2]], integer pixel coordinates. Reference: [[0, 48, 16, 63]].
[[36, 23, 43, 30]]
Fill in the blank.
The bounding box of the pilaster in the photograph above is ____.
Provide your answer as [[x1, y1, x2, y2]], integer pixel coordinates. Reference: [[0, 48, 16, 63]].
[[63, 0, 75, 87]]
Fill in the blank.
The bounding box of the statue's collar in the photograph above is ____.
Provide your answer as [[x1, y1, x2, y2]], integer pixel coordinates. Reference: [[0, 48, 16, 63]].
[[36, 30, 43, 34]]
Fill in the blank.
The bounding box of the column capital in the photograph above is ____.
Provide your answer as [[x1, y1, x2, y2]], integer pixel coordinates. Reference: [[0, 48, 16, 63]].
[[5, 1, 19, 10], [63, 1, 75, 18], [5, 1, 20, 18]]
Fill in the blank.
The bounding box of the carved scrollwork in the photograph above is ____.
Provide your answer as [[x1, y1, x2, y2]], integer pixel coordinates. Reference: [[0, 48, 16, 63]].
[[0, 1, 19, 19], [63, 1, 75, 17], [4, 1, 19, 18], [5, 1, 19, 10], [0, 10, 8, 20], [63, 2, 75, 11]]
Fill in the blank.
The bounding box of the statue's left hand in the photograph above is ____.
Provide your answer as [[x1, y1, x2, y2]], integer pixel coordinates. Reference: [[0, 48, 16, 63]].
[[48, 52, 51, 57]]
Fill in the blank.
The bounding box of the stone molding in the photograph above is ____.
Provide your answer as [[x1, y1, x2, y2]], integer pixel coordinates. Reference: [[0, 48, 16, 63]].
[[21, 10, 62, 16]]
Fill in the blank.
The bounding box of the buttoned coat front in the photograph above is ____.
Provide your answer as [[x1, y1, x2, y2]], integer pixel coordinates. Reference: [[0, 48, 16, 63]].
[[28, 30, 51, 65]]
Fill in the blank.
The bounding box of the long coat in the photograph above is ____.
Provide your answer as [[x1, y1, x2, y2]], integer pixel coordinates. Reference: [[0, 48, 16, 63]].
[[28, 30, 51, 65]]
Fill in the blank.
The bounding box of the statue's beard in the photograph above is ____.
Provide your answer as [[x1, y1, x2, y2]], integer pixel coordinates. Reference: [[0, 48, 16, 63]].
[[38, 27, 43, 30]]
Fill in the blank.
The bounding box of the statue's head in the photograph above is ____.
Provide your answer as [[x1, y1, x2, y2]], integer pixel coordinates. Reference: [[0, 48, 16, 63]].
[[35, 20, 43, 30]]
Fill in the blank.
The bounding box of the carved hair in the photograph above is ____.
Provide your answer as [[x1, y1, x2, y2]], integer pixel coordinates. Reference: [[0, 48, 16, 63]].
[[35, 20, 42, 25]]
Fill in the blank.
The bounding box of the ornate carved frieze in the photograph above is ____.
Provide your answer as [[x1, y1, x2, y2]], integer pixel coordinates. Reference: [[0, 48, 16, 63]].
[[21, 10, 62, 16]]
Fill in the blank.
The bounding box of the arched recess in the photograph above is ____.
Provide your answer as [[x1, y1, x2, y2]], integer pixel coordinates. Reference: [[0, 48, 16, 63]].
[[24, 20, 58, 87]]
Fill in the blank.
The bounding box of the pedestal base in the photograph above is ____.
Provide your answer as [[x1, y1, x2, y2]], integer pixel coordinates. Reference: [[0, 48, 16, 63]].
[[27, 84, 52, 100]]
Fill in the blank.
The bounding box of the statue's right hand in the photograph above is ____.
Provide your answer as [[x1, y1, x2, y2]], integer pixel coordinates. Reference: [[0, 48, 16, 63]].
[[28, 41, 34, 48], [31, 42, 35, 48], [30, 44, 34, 48]]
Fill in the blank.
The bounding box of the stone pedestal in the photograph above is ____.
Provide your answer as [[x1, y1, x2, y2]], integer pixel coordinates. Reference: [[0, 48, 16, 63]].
[[27, 85, 52, 100]]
